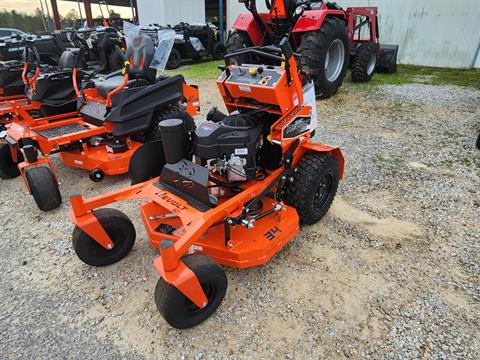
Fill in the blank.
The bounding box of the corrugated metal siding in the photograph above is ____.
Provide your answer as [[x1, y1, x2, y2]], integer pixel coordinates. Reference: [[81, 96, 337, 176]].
[[137, 0, 205, 26], [227, 0, 480, 68], [227, 0, 268, 28]]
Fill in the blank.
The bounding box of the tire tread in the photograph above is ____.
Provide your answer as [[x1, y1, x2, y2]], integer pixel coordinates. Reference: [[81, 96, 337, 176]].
[[0, 143, 23, 179], [226, 31, 252, 65], [351, 42, 376, 82], [154, 254, 227, 329], [72, 208, 136, 266], [144, 106, 195, 142], [286, 153, 339, 224], [25, 166, 61, 211], [298, 17, 349, 98]]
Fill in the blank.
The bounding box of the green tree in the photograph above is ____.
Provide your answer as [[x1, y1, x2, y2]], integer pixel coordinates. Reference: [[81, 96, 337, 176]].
[[109, 10, 121, 19], [62, 9, 79, 28], [0, 9, 46, 33]]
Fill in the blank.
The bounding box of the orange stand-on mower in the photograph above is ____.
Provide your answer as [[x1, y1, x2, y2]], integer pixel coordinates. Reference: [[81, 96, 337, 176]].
[[69, 38, 344, 328], [0, 34, 199, 211]]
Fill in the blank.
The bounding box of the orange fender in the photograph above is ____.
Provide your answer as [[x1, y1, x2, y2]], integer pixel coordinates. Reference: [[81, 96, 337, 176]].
[[299, 142, 345, 179]]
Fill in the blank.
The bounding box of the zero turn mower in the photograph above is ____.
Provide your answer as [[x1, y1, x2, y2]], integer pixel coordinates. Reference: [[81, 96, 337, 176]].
[[0, 45, 81, 126], [0, 29, 79, 64], [0, 27, 108, 102], [0, 27, 125, 124], [0, 34, 199, 211], [69, 38, 344, 328]]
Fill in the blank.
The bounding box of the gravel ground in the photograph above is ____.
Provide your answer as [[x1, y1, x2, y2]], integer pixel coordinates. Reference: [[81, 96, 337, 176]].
[[0, 78, 479, 359]]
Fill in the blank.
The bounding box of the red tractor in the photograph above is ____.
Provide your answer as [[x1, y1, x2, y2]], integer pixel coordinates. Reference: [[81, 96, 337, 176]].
[[227, 0, 398, 98]]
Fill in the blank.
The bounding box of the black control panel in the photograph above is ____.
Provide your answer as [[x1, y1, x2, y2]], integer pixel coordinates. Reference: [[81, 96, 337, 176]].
[[226, 65, 283, 88]]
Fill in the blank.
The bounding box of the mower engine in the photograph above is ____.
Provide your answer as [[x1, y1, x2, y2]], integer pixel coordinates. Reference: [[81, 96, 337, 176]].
[[194, 114, 263, 182]]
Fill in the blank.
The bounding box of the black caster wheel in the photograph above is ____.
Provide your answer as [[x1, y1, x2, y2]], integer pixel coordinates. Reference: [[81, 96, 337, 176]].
[[25, 166, 62, 211], [89, 168, 104, 182], [0, 143, 24, 179], [154, 254, 227, 329], [72, 208, 136, 266]]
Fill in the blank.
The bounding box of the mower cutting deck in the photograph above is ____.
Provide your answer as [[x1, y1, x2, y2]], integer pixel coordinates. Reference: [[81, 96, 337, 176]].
[[69, 38, 344, 329]]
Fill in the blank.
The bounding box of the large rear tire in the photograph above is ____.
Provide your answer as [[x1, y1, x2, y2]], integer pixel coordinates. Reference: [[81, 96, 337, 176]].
[[351, 42, 377, 82], [225, 31, 253, 65], [212, 42, 227, 60], [144, 106, 195, 142], [0, 143, 23, 179], [166, 48, 182, 70], [154, 254, 227, 329], [286, 153, 339, 225], [298, 17, 349, 98]]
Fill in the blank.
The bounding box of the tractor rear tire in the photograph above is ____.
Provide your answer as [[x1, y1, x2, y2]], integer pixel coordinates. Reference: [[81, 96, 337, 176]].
[[212, 42, 227, 60], [0, 143, 23, 179], [298, 17, 349, 98], [25, 166, 62, 211], [166, 48, 182, 70], [286, 153, 339, 225], [154, 254, 227, 329], [72, 208, 136, 267], [225, 31, 253, 65], [144, 106, 195, 143], [351, 42, 377, 82]]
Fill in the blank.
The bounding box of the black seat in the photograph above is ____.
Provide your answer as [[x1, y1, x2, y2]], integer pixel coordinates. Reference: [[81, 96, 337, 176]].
[[94, 35, 156, 98], [95, 76, 152, 98], [57, 49, 77, 70], [28, 50, 79, 102], [0, 61, 24, 96]]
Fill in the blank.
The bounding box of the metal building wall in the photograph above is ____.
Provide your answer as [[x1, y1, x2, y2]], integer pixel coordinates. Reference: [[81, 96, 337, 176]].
[[137, 0, 206, 26], [227, 0, 480, 69]]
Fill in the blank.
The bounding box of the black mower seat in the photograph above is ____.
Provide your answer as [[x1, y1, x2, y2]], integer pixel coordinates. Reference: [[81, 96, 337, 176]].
[[93, 34, 157, 98], [94, 75, 152, 98], [27, 50, 80, 102]]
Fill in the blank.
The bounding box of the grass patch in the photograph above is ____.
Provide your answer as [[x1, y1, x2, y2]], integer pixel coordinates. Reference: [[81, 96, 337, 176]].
[[365, 65, 480, 90], [166, 61, 480, 90], [372, 152, 406, 176], [165, 60, 224, 80]]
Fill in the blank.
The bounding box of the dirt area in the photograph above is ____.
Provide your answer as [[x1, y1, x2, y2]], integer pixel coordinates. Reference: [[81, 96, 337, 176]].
[[0, 75, 479, 359]]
